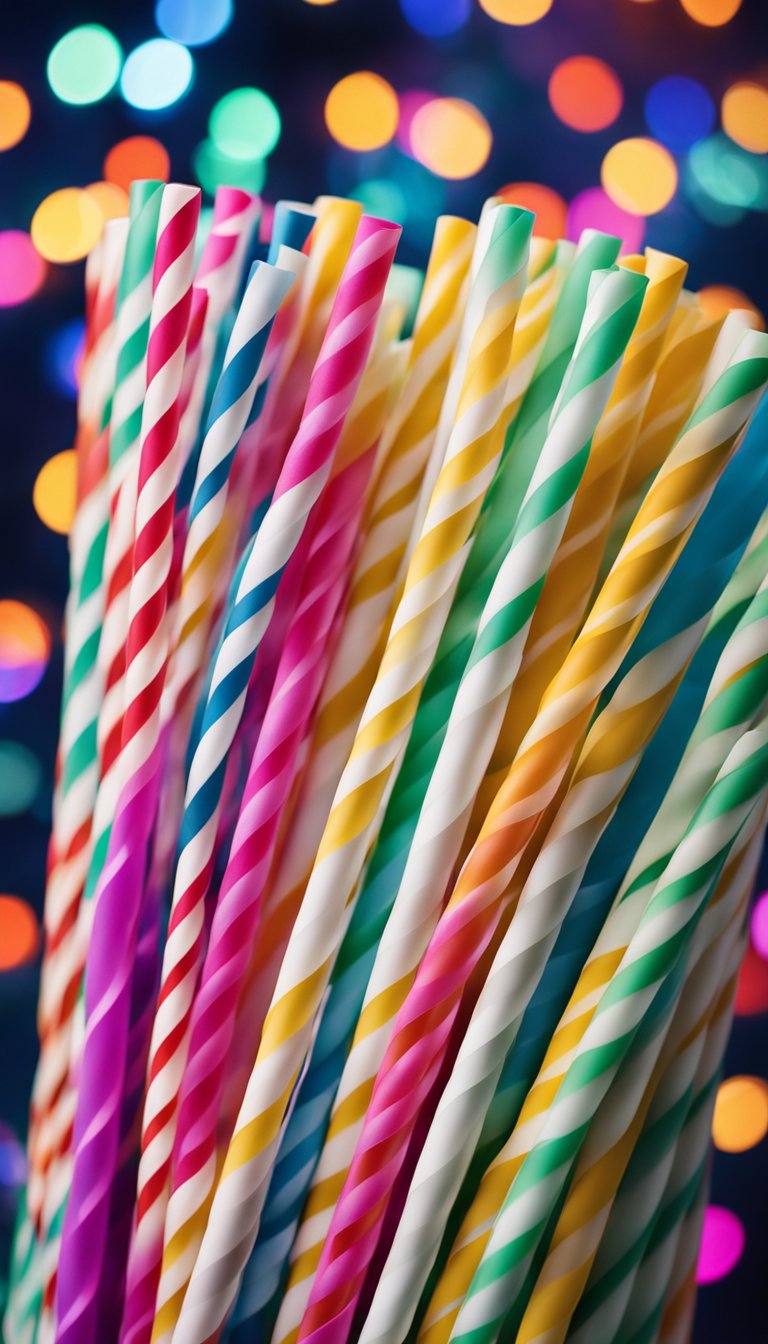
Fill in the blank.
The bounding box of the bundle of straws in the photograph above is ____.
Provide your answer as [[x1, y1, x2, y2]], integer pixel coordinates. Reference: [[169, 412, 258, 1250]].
[[5, 179, 768, 1344]]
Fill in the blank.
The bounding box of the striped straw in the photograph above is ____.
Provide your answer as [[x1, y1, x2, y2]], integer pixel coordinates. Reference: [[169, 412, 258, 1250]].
[[294, 264, 648, 1344], [172, 204, 533, 1344], [150, 306, 406, 1344], [225, 216, 477, 1338], [53, 183, 201, 1344], [469, 249, 688, 826], [446, 717, 768, 1344], [118, 215, 400, 1344]]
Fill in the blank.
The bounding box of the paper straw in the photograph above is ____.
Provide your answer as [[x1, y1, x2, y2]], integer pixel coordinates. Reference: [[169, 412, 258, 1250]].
[[53, 182, 201, 1344], [295, 265, 649, 1344], [118, 215, 400, 1344], [171, 203, 533, 1344], [446, 716, 768, 1344], [150, 304, 405, 1344], [225, 217, 476, 1338], [414, 327, 768, 1342], [469, 249, 688, 825]]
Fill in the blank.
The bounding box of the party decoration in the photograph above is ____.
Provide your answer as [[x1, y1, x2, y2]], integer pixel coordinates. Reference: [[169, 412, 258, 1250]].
[[4, 187, 768, 1344]]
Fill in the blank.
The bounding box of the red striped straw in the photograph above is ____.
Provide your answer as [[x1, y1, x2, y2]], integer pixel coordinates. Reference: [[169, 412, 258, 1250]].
[[54, 183, 201, 1344]]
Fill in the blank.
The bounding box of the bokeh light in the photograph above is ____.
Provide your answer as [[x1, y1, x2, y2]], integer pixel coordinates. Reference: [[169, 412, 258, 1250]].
[[210, 87, 281, 160], [601, 137, 677, 215], [0, 896, 40, 972], [0, 83, 31, 151], [478, 0, 553, 23], [0, 602, 51, 703], [0, 233, 46, 307], [47, 25, 122, 106], [548, 57, 623, 133], [697, 284, 764, 327], [325, 73, 399, 152], [31, 189, 103, 264], [44, 319, 85, 399], [498, 182, 567, 238], [722, 82, 768, 155], [353, 178, 408, 223], [679, 0, 742, 25], [33, 450, 78, 536], [84, 182, 130, 225], [0, 743, 41, 818], [411, 97, 492, 178], [0, 1125, 26, 1190], [688, 134, 767, 211], [120, 39, 194, 111], [396, 90, 434, 154], [156, 0, 234, 45], [644, 75, 715, 152], [751, 892, 768, 960], [104, 136, 170, 193], [193, 139, 266, 198], [400, 0, 470, 36], [735, 943, 768, 1015], [713, 1076, 768, 1152], [696, 1206, 746, 1284], [566, 186, 645, 254]]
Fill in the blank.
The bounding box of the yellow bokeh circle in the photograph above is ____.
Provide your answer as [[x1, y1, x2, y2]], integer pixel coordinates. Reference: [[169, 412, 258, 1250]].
[[713, 1076, 768, 1152], [0, 82, 31, 151], [31, 188, 103, 264], [411, 97, 492, 180], [601, 137, 678, 215], [33, 450, 78, 535], [325, 72, 399, 152], [478, 0, 553, 23], [722, 82, 768, 155], [84, 181, 130, 224]]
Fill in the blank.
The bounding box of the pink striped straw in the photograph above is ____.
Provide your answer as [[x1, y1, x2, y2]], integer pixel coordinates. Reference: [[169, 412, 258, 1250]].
[[53, 183, 200, 1344]]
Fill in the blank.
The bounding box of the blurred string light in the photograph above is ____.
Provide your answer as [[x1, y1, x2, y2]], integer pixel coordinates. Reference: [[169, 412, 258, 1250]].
[[567, 185, 645, 253], [0, 896, 40, 972], [399, 0, 470, 37], [411, 96, 491, 178], [548, 57, 623, 133], [303, 0, 339, 5], [601, 137, 677, 214], [752, 892, 768, 960], [120, 38, 194, 111], [0, 743, 41, 818], [193, 139, 266, 197], [0, 232, 46, 307], [687, 134, 767, 211], [84, 182, 130, 225], [44, 319, 84, 399], [31, 189, 103, 264], [0, 82, 31, 151], [396, 89, 433, 154], [33, 450, 78, 535], [498, 181, 567, 237], [722, 81, 768, 154], [0, 601, 51, 703], [478, 0, 553, 23], [696, 1206, 746, 1284], [210, 87, 281, 159], [678, 0, 742, 24], [697, 283, 764, 326], [47, 25, 122, 106], [325, 73, 399, 152], [353, 178, 408, 223], [104, 136, 170, 192], [644, 75, 715, 152], [155, 0, 234, 45], [713, 1076, 768, 1152]]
